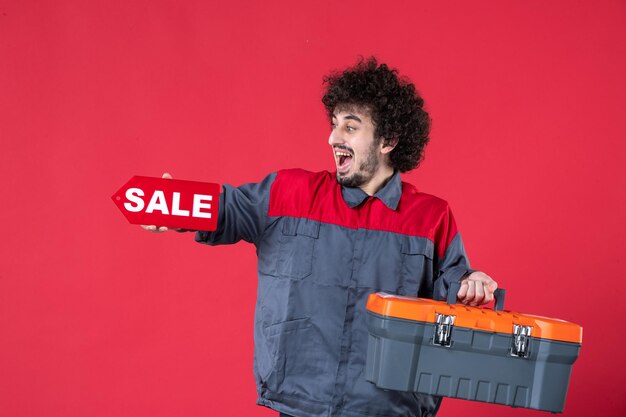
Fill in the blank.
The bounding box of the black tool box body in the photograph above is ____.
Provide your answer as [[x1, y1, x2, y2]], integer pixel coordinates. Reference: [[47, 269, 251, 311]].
[[365, 286, 582, 413]]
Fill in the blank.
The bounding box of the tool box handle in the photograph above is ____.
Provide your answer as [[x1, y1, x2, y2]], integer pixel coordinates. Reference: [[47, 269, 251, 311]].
[[447, 281, 506, 311]]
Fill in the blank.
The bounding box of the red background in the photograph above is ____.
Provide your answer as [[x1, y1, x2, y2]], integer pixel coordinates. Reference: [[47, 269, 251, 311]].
[[1, 1, 625, 416]]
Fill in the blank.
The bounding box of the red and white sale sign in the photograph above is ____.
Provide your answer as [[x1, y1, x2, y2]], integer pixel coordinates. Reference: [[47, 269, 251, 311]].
[[111, 176, 221, 231]]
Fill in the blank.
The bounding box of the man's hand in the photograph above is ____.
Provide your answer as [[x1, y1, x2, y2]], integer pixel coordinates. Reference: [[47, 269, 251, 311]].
[[456, 271, 498, 306], [140, 172, 179, 232]]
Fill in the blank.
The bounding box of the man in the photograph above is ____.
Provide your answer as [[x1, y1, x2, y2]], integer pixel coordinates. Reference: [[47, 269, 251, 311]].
[[144, 57, 497, 417]]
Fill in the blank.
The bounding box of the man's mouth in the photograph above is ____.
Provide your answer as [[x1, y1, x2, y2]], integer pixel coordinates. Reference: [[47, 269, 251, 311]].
[[334, 148, 354, 174]]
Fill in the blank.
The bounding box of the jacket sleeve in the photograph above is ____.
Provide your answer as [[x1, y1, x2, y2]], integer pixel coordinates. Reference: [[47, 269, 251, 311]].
[[432, 207, 475, 301], [194, 172, 276, 246]]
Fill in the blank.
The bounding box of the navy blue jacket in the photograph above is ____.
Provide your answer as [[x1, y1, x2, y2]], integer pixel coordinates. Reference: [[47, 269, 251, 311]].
[[195, 169, 473, 417]]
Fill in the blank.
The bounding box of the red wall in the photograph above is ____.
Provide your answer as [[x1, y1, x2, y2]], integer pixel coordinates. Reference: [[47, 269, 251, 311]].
[[1, 1, 624, 416]]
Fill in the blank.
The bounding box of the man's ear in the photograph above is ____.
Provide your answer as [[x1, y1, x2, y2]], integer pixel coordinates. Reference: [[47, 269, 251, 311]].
[[380, 137, 398, 154]]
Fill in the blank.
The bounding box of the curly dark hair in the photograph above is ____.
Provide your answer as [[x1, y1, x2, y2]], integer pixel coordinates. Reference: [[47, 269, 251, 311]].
[[322, 57, 431, 173]]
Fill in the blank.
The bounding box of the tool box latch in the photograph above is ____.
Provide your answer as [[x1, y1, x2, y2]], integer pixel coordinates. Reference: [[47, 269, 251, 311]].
[[434, 313, 456, 347], [511, 324, 532, 358]]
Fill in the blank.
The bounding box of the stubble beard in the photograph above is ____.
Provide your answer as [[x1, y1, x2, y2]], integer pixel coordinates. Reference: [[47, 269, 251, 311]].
[[336, 142, 380, 188]]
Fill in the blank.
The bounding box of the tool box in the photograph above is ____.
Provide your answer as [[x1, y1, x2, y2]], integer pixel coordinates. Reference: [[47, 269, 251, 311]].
[[365, 283, 582, 413]]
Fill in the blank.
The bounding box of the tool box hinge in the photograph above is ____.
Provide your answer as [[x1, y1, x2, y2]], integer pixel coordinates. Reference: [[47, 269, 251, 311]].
[[433, 313, 456, 347], [510, 324, 532, 358]]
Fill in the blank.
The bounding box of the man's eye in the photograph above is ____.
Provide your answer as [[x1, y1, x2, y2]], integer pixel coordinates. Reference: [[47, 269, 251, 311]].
[[346, 126, 356, 132]]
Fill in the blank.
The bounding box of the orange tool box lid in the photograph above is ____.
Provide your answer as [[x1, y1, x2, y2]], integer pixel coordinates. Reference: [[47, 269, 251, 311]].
[[366, 289, 582, 344]]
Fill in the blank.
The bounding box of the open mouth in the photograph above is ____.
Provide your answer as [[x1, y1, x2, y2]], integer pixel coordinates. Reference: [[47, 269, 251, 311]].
[[334, 148, 353, 174]]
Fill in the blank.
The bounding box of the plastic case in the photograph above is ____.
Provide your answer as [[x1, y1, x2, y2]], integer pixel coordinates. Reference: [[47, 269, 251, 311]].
[[365, 284, 582, 413]]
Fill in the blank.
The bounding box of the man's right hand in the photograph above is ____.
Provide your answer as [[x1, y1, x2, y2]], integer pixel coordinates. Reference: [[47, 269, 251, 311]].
[[140, 172, 178, 232]]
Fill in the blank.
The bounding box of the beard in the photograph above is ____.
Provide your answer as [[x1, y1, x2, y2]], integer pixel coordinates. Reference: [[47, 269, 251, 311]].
[[335, 142, 380, 188]]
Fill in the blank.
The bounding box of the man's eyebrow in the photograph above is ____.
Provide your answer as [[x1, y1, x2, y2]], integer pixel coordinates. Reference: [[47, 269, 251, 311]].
[[332, 113, 362, 123]]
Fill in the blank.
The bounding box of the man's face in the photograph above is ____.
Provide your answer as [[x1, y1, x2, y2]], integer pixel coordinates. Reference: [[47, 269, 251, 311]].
[[328, 108, 387, 189]]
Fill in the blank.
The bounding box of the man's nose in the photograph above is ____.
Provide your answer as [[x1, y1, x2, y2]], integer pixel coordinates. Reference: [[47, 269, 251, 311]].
[[328, 129, 343, 146]]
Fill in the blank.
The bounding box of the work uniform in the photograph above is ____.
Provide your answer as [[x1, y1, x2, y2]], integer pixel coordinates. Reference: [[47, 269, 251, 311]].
[[195, 169, 473, 417]]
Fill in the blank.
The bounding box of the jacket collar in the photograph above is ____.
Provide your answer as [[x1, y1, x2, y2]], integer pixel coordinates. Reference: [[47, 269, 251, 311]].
[[341, 171, 402, 210]]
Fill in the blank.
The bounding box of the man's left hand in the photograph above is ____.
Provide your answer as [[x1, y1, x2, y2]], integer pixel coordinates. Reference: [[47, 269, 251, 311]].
[[456, 271, 498, 306]]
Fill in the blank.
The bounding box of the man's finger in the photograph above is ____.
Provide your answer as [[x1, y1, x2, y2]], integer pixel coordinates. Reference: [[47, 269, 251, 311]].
[[141, 225, 170, 232], [162, 172, 173, 179], [470, 281, 485, 306], [456, 281, 469, 300], [483, 288, 494, 304], [464, 280, 475, 304]]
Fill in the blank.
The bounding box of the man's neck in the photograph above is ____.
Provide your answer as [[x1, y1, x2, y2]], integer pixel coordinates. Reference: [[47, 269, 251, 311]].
[[359, 166, 395, 196]]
